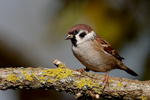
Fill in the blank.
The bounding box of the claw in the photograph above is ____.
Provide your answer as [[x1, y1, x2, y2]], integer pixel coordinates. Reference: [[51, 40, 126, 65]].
[[76, 68, 86, 73]]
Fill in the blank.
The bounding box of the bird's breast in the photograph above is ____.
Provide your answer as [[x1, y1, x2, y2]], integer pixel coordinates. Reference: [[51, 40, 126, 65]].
[[72, 41, 115, 72]]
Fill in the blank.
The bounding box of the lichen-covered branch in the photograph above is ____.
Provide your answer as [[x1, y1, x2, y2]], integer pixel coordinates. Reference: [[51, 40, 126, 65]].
[[0, 59, 149, 100]]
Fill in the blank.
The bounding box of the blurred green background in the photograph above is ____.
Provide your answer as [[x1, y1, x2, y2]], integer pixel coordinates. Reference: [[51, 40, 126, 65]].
[[0, 0, 150, 100]]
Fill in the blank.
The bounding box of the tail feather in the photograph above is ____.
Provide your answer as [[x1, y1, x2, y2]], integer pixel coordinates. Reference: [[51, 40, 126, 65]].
[[119, 63, 138, 76], [125, 67, 138, 76]]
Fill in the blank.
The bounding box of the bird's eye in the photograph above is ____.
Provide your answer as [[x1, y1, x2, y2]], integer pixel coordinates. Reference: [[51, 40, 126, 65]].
[[79, 32, 86, 38], [74, 30, 78, 35]]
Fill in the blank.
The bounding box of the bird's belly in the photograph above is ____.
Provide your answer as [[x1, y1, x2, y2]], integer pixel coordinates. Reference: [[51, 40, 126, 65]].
[[72, 44, 115, 72]]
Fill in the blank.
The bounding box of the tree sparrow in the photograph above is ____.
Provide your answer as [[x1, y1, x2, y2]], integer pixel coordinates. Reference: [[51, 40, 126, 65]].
[[65, 24, 138, 87]]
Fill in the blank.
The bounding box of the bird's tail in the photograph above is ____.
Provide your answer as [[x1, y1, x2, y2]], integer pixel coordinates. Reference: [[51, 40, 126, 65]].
[[124, 66, 138, 76], [119, 63, 138, 76]]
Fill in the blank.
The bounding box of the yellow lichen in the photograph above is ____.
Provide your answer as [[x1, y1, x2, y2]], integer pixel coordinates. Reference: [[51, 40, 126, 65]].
[[87, 78, 94, 88], [100, 86, 104, 89], [114, 86, 117, 90], [114, 93, 118, 96], [117, 82, 123, 87], [78, 79, 81, 81], [40, 76, 45, 83], [76, 78, 96, 89], [22, 70, 27, 75], [28, 67, 32, 69], [8, 74, 20, 82], [113, 82, 125, 91], [32, 73, 37, 78], [47, 79, 52, 83], [43, 69, 47, 73], [94, 82, 99, 87], [9, 67, 12, 70], [22, 70, 33, 81], [43, 67, 99, 89], [77, 78, 85, 89], [25, 74, 33, 81], [93, 88, 102, 94], [109, 79, 114, 82], [140, 96, 147, 100], [58, 64, 66, 68], [43, 67, 74, 81], [98, 91, 102, 94]]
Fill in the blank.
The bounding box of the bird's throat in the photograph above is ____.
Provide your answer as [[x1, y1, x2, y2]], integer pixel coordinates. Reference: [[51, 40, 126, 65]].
[[71, 37, 77, 47]]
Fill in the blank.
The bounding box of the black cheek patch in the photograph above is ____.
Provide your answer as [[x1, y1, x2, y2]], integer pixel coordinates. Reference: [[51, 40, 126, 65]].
[[79, 32, 86, 38], [71, 36, 77, 47]]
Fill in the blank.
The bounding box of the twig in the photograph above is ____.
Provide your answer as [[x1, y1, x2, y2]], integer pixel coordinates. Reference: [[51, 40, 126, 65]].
[[0, 59, 149, 100]]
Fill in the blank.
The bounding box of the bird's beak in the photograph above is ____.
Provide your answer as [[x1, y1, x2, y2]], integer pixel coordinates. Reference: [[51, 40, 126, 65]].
[[65, 34, 74, 40]]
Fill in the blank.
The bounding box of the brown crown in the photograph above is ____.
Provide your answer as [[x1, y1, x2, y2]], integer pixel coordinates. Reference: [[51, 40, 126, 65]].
[[68, 24, 93, 34]]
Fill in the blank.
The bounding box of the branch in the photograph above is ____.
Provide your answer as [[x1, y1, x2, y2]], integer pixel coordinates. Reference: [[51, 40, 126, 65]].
[[0, 59, 149, 100]]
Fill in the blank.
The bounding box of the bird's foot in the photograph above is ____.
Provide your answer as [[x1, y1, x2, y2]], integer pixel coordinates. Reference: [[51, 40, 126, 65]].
[[103, 75, 109, 88], [76, 68, 86, 73], [103, 70, 109, 88]]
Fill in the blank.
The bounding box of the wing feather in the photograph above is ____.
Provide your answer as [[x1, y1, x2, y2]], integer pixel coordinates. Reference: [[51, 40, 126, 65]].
[[95, 34, 124, 61]]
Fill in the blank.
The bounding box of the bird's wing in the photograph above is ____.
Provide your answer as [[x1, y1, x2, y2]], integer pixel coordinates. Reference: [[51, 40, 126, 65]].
[[94, 34, 124, 61]]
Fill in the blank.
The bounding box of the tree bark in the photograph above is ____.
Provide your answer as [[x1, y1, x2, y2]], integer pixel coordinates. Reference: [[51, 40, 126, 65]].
[[0, 59, 149, 100]]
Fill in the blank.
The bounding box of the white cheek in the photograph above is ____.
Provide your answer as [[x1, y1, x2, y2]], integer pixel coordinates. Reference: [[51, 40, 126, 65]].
[[75, 31, 95, 45], [75, 33, 82, 44]]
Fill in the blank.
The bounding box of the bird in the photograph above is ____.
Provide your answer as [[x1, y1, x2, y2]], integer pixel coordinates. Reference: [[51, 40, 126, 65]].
[[65, 24, 138, 87]]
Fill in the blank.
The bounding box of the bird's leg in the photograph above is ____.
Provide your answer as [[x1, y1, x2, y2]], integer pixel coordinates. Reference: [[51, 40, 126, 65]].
[[76, 68, 90, 73], [103, 70, 109, 88]]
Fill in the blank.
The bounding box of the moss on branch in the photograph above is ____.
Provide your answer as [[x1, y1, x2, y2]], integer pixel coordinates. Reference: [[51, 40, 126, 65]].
[[0, 59, 149, 100]]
